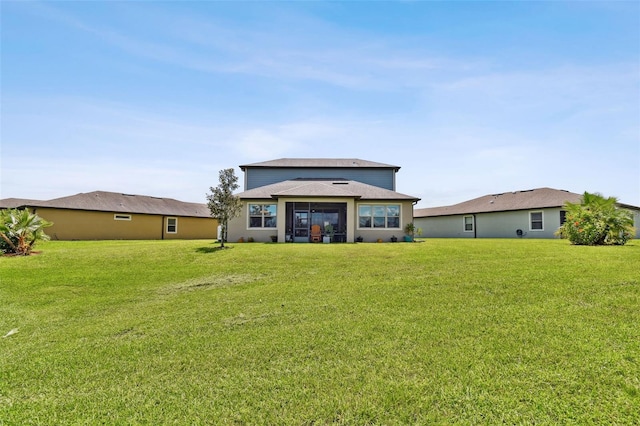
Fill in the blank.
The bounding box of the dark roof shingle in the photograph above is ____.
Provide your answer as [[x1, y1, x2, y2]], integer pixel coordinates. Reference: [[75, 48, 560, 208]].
[[237, 179, 419, 201], [240, 158, 400, 171], [414, 188, 583, 217], [1, 191, 211, 217]]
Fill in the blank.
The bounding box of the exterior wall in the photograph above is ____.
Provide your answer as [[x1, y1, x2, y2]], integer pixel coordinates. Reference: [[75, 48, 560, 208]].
[[34, 207, 217, 240], [354, 200, 415, 242], [227, 199, 277, 243], [245, 168, 396, 191], [476, 208, 563, 238], [228, 198, 414, 243], [416, 208, 566, 239], [414, 215, 475, 239], [632, 209, 640, 239], [163, 216, 218, 240]]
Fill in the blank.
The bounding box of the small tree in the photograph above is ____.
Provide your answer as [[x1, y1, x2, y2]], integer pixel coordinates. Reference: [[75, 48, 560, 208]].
[[0, 208, 52, 255], [206, 168, 242, 248], [556, 192, 635, 245]]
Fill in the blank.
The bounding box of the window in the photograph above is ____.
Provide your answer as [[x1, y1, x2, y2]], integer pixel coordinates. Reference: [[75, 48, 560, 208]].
[[530, 211, 543, 230], [463, 215, 474, 232], [114, 214, 131, 221], [166, 217, 177, 233], [560, 210, 567, 225], [358, 204, 401, 229], [249, 204, 277, 228]]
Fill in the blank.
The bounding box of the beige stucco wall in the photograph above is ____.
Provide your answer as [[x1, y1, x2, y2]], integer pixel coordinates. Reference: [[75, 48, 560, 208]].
[[228, 198, 415, 243], [34, 208, 217, 240], [354, 199, 415, 242]]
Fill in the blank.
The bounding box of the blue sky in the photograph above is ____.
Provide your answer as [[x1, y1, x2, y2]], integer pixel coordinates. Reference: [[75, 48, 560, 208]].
[[2, 1, 639, 207]]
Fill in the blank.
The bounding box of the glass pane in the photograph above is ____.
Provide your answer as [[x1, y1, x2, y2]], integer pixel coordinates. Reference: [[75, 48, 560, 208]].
[[359, 216, 371, 228], [387, 205, 400, 216], [249, 217, 262, 228], [249, 204, 262, 215], [311, 212, 324, 227], [264, 217, 277, 228], [263, 204, 277, 216], [531, 212, 542, 221], [387, 217, 400, 228], [359, 205, 371, 216], [373, 217, 386, 228], [373, 206, 386, 217], [532, 221, 543, 230]]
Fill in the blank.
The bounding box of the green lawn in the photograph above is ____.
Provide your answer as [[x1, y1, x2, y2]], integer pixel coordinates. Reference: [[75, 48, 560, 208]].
[[1, 239, 638, 424]]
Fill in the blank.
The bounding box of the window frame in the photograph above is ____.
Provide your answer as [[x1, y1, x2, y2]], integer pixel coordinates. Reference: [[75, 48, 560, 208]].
[[463, 215, 474, 232], [166, 217, 178, 234], [114, 214, 132, 221], [248, 203, 277, 229], [357, 203, 402, 230], [529, 211, 544, 231]]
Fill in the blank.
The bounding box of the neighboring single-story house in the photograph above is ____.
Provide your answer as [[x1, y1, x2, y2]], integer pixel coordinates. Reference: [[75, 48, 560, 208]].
[[413, 187, 640, 239], [227, 158, 420, 243], [0, 191, 218, 240]]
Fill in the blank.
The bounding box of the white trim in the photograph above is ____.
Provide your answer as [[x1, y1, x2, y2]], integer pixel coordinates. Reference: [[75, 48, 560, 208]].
[[247, 203, 277, 230], [463, 215, 474, 232], [166, 217, 178, 234], [529, 211, 544, 231], [356, 203, 402, 230], [114, 214, 131, 221]]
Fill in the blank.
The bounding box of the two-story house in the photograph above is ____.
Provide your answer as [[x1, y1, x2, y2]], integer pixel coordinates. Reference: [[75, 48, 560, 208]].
[[227, 158, 420, 243]]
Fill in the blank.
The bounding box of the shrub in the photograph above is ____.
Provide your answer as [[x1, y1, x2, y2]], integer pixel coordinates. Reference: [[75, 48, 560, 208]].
[[0, 208, 53, 255], [556, 192, 634, 245]]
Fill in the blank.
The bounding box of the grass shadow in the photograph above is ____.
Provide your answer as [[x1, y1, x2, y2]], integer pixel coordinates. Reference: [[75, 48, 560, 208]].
[[195, 245, 234, 253]]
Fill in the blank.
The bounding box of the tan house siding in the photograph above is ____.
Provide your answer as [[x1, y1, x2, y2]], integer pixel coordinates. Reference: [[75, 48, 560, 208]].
[[35, 208, 217, 240], [163, 216, 218, 240]]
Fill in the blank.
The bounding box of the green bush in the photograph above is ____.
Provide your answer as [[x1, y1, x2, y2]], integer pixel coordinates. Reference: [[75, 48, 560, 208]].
[[556, 192, 634, 245], [0, 208, 52, 255]]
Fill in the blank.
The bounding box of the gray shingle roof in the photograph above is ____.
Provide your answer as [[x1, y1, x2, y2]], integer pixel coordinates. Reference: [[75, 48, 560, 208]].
[[414, 188, 583, 217], [240, 158, 400, 171], [1, 191, 211, 217], [237, 179, 419, 201], [0, 198, 42, 209]]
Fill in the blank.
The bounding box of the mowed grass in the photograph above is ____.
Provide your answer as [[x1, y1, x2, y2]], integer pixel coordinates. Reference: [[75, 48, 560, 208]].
[[1, 239, 638, 424]]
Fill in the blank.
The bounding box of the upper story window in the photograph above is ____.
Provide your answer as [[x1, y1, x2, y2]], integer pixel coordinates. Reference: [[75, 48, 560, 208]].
[[530, 211, 543, 231], [249, 204, 277, 228], [358, 204, 400, 229], [166, 217, 177, 233], [463, 215, 474, 232]]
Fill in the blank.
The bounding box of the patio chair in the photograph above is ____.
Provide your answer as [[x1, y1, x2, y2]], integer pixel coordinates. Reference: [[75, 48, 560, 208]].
[[310, 224, 322, 243]]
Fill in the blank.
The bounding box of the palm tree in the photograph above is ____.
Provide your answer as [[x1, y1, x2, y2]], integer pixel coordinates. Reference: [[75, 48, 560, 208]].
[[557, 192, 634, 245], [0, 208, 52, 255]]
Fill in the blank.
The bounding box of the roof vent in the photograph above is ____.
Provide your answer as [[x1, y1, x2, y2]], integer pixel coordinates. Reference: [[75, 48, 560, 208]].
[[332, 182, 349, 185]]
